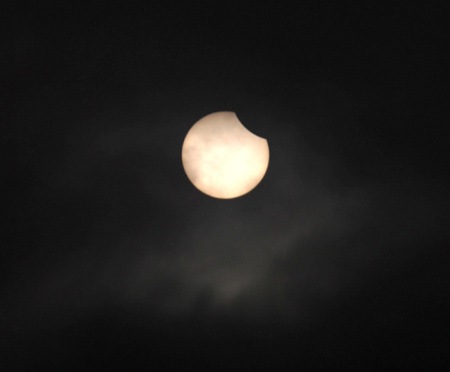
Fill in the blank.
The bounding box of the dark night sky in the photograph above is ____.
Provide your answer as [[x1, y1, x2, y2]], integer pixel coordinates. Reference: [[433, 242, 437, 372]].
[[2, 2, 450, 370]]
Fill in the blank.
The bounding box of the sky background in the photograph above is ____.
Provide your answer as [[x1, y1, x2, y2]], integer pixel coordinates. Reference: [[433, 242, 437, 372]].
[[2, 2, 450, 370]]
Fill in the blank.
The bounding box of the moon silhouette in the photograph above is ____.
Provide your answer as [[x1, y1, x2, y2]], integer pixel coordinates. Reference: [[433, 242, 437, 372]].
[[182, 111, 269, 199]]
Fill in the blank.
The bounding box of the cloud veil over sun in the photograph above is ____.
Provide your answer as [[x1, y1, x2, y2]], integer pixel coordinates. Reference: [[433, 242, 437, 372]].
[[4, 92, 448, 334]]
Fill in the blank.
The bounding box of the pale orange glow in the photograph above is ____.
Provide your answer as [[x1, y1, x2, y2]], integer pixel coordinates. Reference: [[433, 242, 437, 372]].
[[182, 112, 269, 199]]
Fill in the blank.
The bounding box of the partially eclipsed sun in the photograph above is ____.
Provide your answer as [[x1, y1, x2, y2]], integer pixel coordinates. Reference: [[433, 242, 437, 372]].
[[182, 111, 269, 199]]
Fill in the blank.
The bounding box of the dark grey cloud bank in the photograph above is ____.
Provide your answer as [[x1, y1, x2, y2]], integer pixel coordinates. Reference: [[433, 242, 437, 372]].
[[2, 3, 449, 370], [5, 80, 448, 330]]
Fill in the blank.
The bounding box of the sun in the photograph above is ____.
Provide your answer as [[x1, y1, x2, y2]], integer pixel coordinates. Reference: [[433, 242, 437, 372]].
[[182, 112, 269, 199]]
